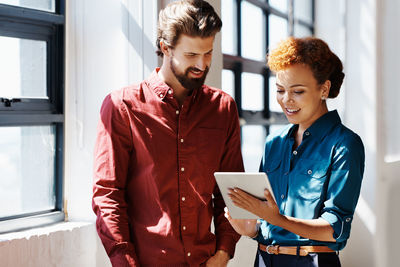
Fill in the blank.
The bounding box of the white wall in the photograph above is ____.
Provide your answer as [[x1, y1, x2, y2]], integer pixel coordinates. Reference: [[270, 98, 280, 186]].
[[315, 0, 377, 266], [316, 0, 400, 267], [376, 0, 400, 266], [65, 0, 158, 265]]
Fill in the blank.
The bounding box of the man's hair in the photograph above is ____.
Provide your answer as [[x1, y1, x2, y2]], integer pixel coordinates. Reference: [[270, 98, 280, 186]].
[[267, 37, 345, 98], [156, 0, 222, 57]]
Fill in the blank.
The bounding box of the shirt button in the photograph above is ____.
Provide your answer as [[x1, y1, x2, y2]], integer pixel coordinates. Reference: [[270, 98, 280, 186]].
[[187, 252, 191, 257], [168, 89, 173, 94], [281, 194, 285, 199], [180, 138, 184, 143], [159, 94, 163, 98], [181, 167, 185, 172], [176, 110, 180, 115], [182, 197, 185, 201], [307, 170, 312, 175], [293, 151, 298, 155], [183, 226, 186, 230], [305, 131, 310, 136]]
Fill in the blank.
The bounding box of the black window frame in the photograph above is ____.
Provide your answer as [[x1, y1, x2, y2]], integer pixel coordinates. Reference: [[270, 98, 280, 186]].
[[0, 1, 65, 233], [223, 0, 315, 129]]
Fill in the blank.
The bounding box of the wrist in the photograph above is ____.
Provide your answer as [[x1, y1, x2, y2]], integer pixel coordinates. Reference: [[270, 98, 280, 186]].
[[215, 250, 230, 261], [248, 221, 261, 238], [273, 214, 286, 227]]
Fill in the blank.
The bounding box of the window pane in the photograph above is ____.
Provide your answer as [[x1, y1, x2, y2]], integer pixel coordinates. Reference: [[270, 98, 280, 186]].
[[222, 69, 235, 98], [294, 0, 313, 24], [221, 0, 237, 55], [241, 125, 266, 172], [269, 0, 288, 13], [294, 23, 312, 37], [241, 72, 264, 111], [268, 15, 288, 50], [241, 1, 265, 61], [0, 36, 47, 99], [0, 126, 56, 218], [269, 76, 282, 112], [0, 0, 55, 12]]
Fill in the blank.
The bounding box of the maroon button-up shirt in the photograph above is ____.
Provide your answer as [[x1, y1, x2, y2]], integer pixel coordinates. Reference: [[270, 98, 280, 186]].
[[93, 69, 244, 266]]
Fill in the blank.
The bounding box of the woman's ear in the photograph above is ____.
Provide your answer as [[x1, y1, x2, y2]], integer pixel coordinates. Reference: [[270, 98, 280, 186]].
[[321, 80, 331, 99]]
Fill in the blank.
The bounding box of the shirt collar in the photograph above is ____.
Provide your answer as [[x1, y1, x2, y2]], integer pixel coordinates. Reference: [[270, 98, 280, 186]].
[[146, 68, 201, 102], [146, 68, 171, 100], [288, 110, 342, 140]]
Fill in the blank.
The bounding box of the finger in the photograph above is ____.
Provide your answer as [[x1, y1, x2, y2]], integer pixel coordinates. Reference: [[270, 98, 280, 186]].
[[229, 192, 250, 209], [224, 207, 232, 220], [234, 188, 262, 208], [231, 198, 246, 209], [233, 187, 250, 197], [264, 189, 275, 204], [233, 188, 255, 202]]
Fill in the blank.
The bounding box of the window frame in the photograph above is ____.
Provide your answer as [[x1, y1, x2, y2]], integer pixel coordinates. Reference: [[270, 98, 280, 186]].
[[0, 1, 65, 233], [223, 0, 315, 128]]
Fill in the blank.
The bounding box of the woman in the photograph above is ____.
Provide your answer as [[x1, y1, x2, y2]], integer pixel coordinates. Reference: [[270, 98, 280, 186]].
[[225, 37, 365, 267]]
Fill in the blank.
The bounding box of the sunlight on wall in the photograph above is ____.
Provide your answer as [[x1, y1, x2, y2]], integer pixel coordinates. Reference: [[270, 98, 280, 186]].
[[355, 195, 376, 235]]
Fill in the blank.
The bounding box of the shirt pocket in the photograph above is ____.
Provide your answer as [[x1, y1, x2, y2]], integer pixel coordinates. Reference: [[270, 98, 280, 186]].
[[262, 159, 281, 196], [264, 158, 281, 173], [293, 158, 330, 201]]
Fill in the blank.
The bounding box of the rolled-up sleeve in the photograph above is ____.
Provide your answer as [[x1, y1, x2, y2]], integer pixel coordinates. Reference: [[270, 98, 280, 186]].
[[321, 135, 365, 244], [92, 92, 139, 266]]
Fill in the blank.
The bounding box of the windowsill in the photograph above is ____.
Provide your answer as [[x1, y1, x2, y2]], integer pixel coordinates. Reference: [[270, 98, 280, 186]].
[[0, 221, 94, 242]]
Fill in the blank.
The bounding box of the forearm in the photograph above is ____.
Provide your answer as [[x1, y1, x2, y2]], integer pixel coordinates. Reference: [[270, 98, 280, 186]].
[[93, 187, 139, 264], [274, 215, 335, 242]]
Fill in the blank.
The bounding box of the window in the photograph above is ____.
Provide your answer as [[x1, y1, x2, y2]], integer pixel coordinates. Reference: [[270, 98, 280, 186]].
[[0, 1, 65, 233], [221, 0, 314, 171]]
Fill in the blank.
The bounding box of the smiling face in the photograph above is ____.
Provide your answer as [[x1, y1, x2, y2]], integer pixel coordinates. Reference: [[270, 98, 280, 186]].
[[168, 34, 214, 91], [275, 64, 330, 131]]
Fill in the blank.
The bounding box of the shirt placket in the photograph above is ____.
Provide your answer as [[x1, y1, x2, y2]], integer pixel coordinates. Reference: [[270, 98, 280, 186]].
[[282, 137, 297, 212], [176, 101, 193, 263]]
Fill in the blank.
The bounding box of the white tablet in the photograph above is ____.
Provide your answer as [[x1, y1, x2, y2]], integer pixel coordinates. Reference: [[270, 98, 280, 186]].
[[214, 172, 276, 219]]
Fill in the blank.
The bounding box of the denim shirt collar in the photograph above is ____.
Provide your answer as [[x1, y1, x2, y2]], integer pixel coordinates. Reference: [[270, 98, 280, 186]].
[[287, 110, 342, 141]]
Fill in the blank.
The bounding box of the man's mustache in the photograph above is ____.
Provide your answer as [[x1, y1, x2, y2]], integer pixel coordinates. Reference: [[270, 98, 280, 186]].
[[187, 67, 208, 74]]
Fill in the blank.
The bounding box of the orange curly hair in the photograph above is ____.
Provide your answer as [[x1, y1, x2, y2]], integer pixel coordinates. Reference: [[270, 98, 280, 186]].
[[267, 37, 345, 98]]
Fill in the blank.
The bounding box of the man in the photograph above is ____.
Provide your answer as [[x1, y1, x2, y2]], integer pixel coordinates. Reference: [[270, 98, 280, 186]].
[[92, 1, 244, 266]]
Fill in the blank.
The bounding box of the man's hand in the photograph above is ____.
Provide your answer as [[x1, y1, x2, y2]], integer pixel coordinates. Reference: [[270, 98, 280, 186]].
[[224, 207, 258, 237], [204, 250, 230, 267]]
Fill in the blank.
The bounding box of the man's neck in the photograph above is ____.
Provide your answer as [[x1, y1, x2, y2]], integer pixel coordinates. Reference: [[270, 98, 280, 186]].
[[158, 65, 189, 106]]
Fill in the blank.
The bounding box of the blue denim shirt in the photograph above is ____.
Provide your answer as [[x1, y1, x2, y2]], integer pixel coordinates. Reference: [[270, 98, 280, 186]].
[[255, 110, 365, 251]]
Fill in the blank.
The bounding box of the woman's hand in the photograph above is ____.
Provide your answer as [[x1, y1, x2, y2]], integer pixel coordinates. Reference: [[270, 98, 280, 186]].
[[228, 188, 282, 226], [228, 188, 336, 242], [224, 207, 258, 237]]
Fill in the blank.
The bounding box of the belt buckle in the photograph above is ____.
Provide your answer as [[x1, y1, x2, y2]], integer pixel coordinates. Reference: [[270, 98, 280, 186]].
[[266, 245, 276, 255]]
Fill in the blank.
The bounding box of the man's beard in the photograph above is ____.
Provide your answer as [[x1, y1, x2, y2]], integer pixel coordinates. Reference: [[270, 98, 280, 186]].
[[170, 57, 209, 91]]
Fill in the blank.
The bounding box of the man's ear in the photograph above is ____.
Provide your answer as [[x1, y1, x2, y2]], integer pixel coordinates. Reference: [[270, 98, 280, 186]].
[[160, 41, 171, 57]]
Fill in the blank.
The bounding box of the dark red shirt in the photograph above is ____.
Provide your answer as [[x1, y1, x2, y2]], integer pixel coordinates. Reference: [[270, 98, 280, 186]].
[[92, 69, 244, 266]]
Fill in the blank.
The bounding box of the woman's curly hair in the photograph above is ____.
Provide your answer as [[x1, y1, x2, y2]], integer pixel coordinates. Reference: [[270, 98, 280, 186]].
[[267, 37, 345, 98]]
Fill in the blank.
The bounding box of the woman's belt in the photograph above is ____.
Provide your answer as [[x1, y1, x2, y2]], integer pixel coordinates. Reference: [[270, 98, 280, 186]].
[[259, 244, 336, 256]]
